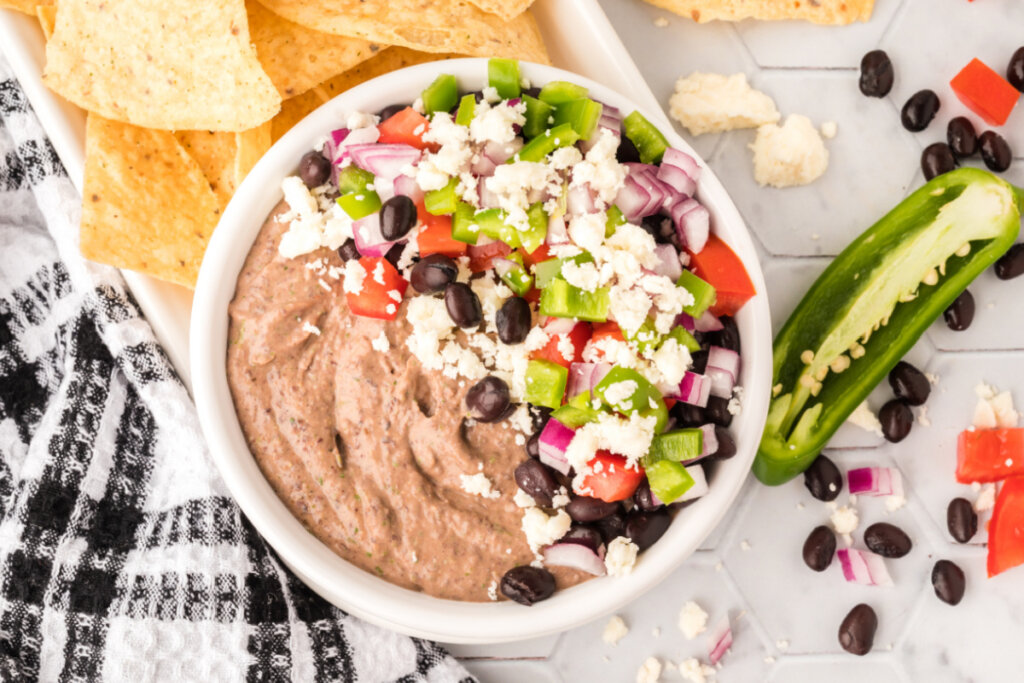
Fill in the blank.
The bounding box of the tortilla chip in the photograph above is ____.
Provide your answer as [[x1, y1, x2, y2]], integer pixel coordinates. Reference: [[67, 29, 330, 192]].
[[35, 4, 56, 39], [174, 131, 239, 210], [235, 122, 273, 188], [641, 0, 874, 24], [81, 115, 221, 288], [43, 0, 281, 131], [247, 1, 383, 100], [0, 0, 50, 16], [271, 47, 463, 143], [254, 0, 548, 63], [465, 0, 535, 22]]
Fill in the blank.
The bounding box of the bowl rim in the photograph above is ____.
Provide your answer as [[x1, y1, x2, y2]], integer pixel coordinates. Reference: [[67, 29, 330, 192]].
[[190, 57, 772, 644]]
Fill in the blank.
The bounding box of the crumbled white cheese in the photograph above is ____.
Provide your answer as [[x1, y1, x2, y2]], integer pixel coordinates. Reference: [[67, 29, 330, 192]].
[[975, 483, 996, 512], [551, 487, 570, 509], [486, 160, 561, 231], [481, 86, 501, 103], [886, 494, 907, 512], [301, 322, 321, 336], [346, 111, 379, 130], [820, 121, 838, 139], [603, 380, 639, 411], [605, 537, 639, 577], [569, 129, 627, 206], [636, 657, 662, 683], [602, 615, 629, 645], [513, 487, 537, 508], [669, 72, 780, 136], [521, 508, 572, 553], [847, 401, 884, 437], [370, 331, 390, 352], [561, 259, 601, 292], [460, 472, 500, 499], [565, 413, 657, 492], [750, 114, 829, 188], [470, 100, 527, 145], [678, 601, 708, 640], [678, 658, 715, 683], [342, 259, 367, 295], [916, 405, 931, 427], [831, 505, 859, 544], [727, 385, 744, 416]]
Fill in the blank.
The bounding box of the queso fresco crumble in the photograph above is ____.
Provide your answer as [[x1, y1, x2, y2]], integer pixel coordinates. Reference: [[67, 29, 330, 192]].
[[249, 59, 756, 605]]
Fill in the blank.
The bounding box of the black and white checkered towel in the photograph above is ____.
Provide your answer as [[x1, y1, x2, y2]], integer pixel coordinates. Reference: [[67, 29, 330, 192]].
[[0, 58, 473, 682]]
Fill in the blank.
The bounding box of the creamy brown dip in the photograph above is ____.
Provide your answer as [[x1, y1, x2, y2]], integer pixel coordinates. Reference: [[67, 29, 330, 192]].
[[227, 202, 589, 601]]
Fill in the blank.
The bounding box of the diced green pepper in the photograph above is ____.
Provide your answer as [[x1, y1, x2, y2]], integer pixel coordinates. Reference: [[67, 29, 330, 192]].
[[487, 58, 521, 99], [520, 202, 548, 254], [593, 366, 669, 433], [516, 123, 581, 163], [496, 252, 533, 296], [533, 252, 595, 289], [337, 166, 374, 195], [552, 98, 603, 141], [425, 178, 459, 216], [623, 110, 670, 164], [525, 359, 568, 410], [455, 94, 476, 126], [643, 429, 703, 467], [336, 190, 381, 220], [522, 95, 554, 139], [677, 270, 717, 318], [623, 318, 661, 354], [662, 326, 701, 354], [474, 208, 521, 248], [451, 201, 479, 244], [757, 168, 1024, 486], [605, 205, 626, 237], [539, 279, 610, 322], [538, 80, 589, 105], [421, 74, 458, 115], [645, 460, 695, 504], [551, 391, 603, 428]]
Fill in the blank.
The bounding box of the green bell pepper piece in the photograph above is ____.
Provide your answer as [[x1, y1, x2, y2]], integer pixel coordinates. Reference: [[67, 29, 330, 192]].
[[552, 98, 603, 141], [756, 168, 1024, 486], [487, 58, 521, 99], [496, 252, 533, 296], [516, 123, 581, 163], [533, 252, 595, 289], [421, 74, 458, 115], [337, 190, 381, 220], [522, 95, 554, 139], [525, 359, 568, 410], [425, 178, 459, 215], [451, 201, 479, 244], [538, 80, 589, 105], [677, 270, 717, 318], [623, 110, 669, 164], [645, 460, 695, 504], [539, 279, 610, 322], [473, 208, 521, 248], [337, 166, 374, 195], [520, 202, 548, 254], [593, 366, 669, 433], [662, 325, 701, 354], [455, 94, 476, 126], [551, 391, 604, 428], [642, 429, 703, 467], [605, 205, 626, 237]]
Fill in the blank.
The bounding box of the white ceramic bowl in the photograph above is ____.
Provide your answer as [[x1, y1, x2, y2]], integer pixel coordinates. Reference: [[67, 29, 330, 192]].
[[191, 58, 772, 644]]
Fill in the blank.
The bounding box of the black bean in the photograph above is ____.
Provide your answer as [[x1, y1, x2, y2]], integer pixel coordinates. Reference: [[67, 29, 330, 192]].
[[593, 512, 627, 544], [383, 243, 405, 270], [804, 454, 842, 502], [522, 86, 542, 99], [444, 282, 483, 328], [946, 117, 978, 158], [1008, 46, 1024, 92], [888, 361, 930, 406], [879, 399, 913, 442], [864, 522, 913, 558], [377, 103, 407, 122], [979, 130, 1012, 172], [500, 565, 556, 606], [465, 376, 511, 423], [995, 243, 1024, 280], [337, 238, 360, 262], [838, 604, 877, 656], [671, 401, 707, 428], [901, 90, 940, 132], [496, 297, 532, 344], [625, 510, 672, 551], [689, 349, 709, 374], [803, 525, 837, 572], [932, 560, 966, 606], [944, 290, 975, 331], [705, 396, 733, 427], [947, 497, 978, 543], [616, 134, 641, 164], [921, 142, 957, 181], [632, 479, 664, 512], [529, 405, 553, 433], [711, 426, 737, 460], [706, 316, 741, 353], [859, 50, 894, 98], [298, 150, 331, 188], [514, 459, 558, 507], [525, 431, 541, 459], [410, 253, 457, 293], [560, 525, 603, 553], [640, 215, 674, 244], [379, 195, 417, 241], [566, 496, 620, 523]]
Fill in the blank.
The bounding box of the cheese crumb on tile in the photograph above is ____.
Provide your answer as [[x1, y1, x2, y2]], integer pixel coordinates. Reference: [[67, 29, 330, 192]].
[[750, 114, 829, 188], [653, 16, 669, 27], [678, 601, 708, 640], [370, 331, 390, 352], [740, 539, 751, 551], [820, 121, 838, 139], [669, 72, 780, 136], [975, 484, 996, 512], [847, 401, 883, 437], [605, 537, 639, 577], [973, 382, 1019, 429], [460, 472, 500, 499], [602, 615, 629, 645], [636, 657, 662, 683], [831, 505, 859, 544], [678, 658, 715, 683], [916, 405, 931, 427]]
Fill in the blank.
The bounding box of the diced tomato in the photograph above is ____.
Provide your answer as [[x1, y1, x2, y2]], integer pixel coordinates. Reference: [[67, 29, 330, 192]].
[[524, 287, 542, 305], [956, 428, 1024, 483], [950, 58, 1020, 126], [663, 398, 677, 411], [344, 256, 408, 321], [467, 240, 512, 272], [520, 243, 551, 268], [377, 107, 433, 150], [687, 234, 757, 317], [584, 321, 625, 360], [579, 450, 645, 502], [531, 320, 591, 368], [415, 200, 465, 258], [988, 477, 1024, 577]]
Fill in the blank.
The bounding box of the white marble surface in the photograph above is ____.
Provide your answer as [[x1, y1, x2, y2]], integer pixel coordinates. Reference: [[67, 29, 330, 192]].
[[448, 1, 1024, 679]]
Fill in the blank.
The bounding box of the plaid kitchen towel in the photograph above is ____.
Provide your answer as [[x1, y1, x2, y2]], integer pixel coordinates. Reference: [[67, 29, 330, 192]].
[[0, 59, 474, 682]]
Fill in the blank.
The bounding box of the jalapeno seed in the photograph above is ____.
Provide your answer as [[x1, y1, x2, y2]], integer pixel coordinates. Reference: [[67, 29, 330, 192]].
[[888, 361, 930, 406], [624, 510, 672, 551], [496, 297, 532, 344], [298, 150, 331, 188], [803, 525, 837, 572], [921, 142, 957, 181], [979, 130, 1012, 172], [838, 604, 878, 656], [337, 238, 360, 262], [995, 243, 1024, 280], [410, 253, 458, 293], [379, 195, 417, 241], [514, 459, 558, 506], [804, 454, 843, 502], [947, 117, 978, 158], [901, 90, 940, 132], [859, 50, 895, 97], [864, 522, 913, 558], [944, 289, 975, 331], [947, 497, 978, 543], [500, 565, 556, 606], [465, 376, 511, 423], [444, 282, 483, 328], [932, 560, 966, 605], [879, 399, 913, 442], [566, 495, 620, 523], [1008, 46, 1024, 92]]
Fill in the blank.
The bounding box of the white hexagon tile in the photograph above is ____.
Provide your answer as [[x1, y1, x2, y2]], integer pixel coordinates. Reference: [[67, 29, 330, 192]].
[[451, 1, 1024, 679]]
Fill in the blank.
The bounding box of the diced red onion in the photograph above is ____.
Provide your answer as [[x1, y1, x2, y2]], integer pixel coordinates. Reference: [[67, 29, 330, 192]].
[[471, 154, 498, 177], [672, 371, 711, 408], [657, 162, 696, 197], [660, 148, 701, 192], [694, 310, 724, 332], [478, 179, 502, 209], [331, 126, 380, 165], [374, 177, 396, 203], [707, 618, 733, 665], [542, 543, 607, 576], [598, 103, 623, 131], [706, 346, 740, 399], [546, 214, 569, 245], [848, 467, 904, 498], [491, 258, 519, 280], [566, 362, 612, 400], [836, 548, 893, 587], [621, 163, 670, 219], [483, 138, 523, 165], [567, 184, 597, 215], [672, 200, 710, 254], [346, 143, 420, 180], [352, 213, 397, 258], [699, 424, 719, 460], [652, 243, 683, 281], [676, 313, 696, 332], [392, 174, 424, 203], [614, 174, 652, 222], [677, 464, 708, 502], [538, 418, 574, 475]]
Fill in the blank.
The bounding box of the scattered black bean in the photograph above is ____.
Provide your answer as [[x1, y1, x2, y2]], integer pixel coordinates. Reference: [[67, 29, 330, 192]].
[[804, 454, 843, 502], [995, 243, 1024, 280], [979, 130, 1012, 172], [384, 242, 405, 270], [560, 525, 604, 554], [377, 103, 407, 122], [932, 559, 966, 605], [624, 510, 672, 551], [379, 195, 417, 241], [707, 316, 741, 353], [711, 426, 737, 460], [879, 399, 913, 443], [444, 282, 483, 328], [298, 150, 331, 188], [500, 565, 556, 606], [465, 376, 511, 423], [888, 361, 930, 406], [944, 290, 975, 331], [901, 90, 940, 132], [671, 401, 707, 428], [514, 459, 559, 506], [616, 134, 641, 164], [496, 297, 532, 344], [946, 117, 978, 158], [1008, 46, 1024, 92], [864, 522, 913, 558], [947, 497, 978, 543], [632, 479, 664, 512], [337, 238, 360, 262], [859, 50, 894, 98], [921, 142, 957, 181], [705, 396, 733, 427], [410, 253, 458, 293], [566, 496, 620, 523], [593, 512, 627, 544], [838, 604, 878, 656], [803, 525, 837, 572]]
